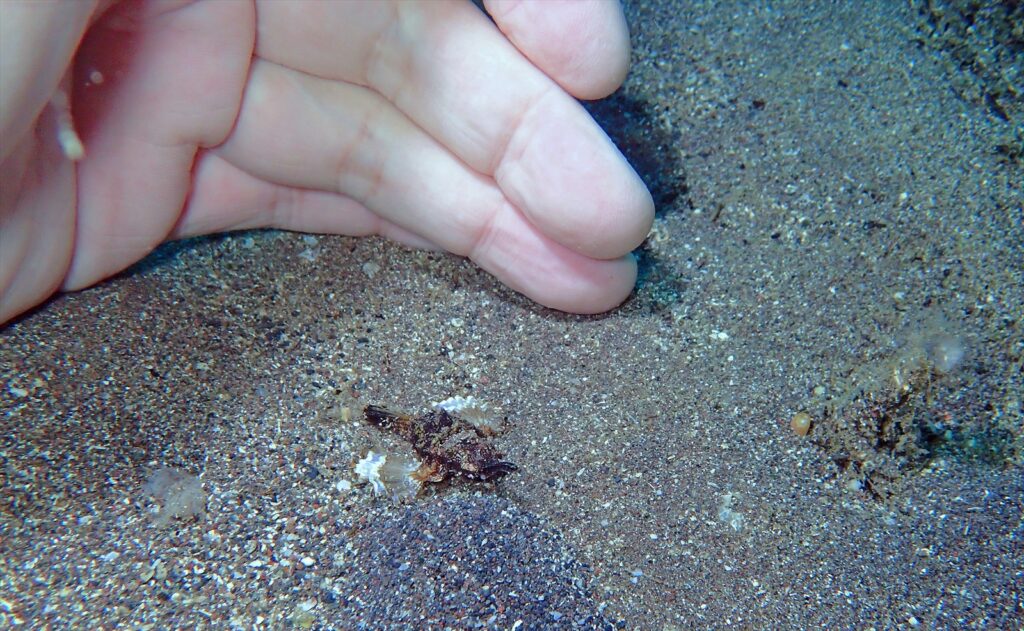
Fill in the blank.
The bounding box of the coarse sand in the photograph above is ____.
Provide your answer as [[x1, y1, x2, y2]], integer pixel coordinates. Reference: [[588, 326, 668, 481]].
[[2, 1, 1021, 628]]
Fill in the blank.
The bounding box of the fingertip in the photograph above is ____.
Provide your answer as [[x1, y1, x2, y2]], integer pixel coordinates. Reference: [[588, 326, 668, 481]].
[[569, 252, 637, 314], [556, 161, 654, 260], [497, 93, 654, 259], [503, 252, 638, 315], [485, 0, 631, 100], [544, 253, 637, 314], [582, 157, 655, 258], [470, 206, 639, 314]]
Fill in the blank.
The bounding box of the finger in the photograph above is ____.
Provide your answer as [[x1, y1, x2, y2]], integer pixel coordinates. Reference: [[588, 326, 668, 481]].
[[173, 150, 435, 250], [0, 108, 77, 324], [483, 0, 631, 100], [254, 0, 652, 260], [217, 60, 499, 254], [467, 200, 638, 313], [62, 0, 254, 290], [217, 60, 635, 313]]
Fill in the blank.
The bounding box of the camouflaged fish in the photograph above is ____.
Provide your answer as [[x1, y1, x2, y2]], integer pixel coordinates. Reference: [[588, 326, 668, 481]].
[[363, 404, 518, 483]]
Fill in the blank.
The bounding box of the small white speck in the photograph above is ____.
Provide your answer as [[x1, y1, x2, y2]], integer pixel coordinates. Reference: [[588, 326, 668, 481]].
[[361, 261, 381, 278]]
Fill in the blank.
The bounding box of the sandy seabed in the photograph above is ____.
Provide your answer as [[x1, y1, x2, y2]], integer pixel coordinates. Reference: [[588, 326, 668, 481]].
[[2, 1, 1021, 628]]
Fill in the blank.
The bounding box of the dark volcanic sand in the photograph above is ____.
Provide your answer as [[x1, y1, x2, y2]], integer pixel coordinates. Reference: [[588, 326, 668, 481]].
[[2, 1, 1021, 628]]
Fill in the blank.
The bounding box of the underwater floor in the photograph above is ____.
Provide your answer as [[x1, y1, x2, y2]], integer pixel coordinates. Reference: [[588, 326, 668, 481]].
[[2, 1, 1021, 628]]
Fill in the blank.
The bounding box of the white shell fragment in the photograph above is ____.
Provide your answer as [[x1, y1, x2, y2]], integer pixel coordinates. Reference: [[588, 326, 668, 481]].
[[354, 450, 387, 496], [353, 449, 421, 501], [432, 396, 503, 435], [433, 395, 483, 414]]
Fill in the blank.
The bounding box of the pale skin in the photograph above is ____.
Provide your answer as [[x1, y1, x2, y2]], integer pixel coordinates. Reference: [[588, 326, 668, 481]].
[[0, 0, 654, 325]]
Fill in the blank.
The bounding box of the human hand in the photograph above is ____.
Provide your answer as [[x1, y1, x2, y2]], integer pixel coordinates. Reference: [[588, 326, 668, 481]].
[[0, 0, 653, 324]]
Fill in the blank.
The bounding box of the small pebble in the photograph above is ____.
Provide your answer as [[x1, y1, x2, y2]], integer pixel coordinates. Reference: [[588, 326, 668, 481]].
[[791, 411, 812, 436]]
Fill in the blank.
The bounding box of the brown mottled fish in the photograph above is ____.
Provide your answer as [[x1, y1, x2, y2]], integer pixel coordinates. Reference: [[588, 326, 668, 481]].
[[363, 405, 518, 483]]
